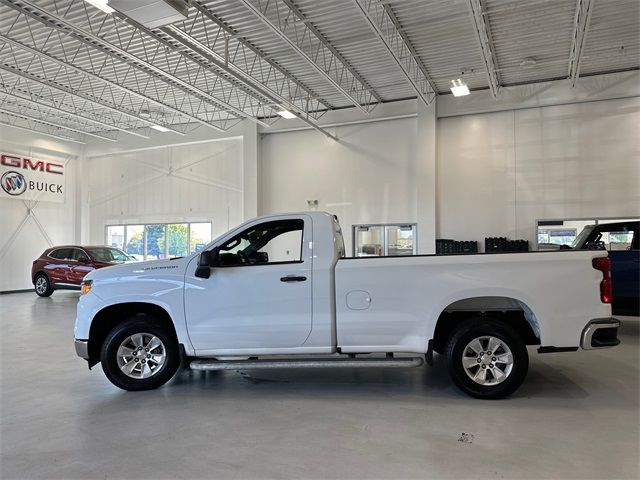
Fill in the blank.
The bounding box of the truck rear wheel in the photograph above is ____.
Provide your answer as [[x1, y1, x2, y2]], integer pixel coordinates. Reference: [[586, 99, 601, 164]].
[[100, 316, 180, 391], [446, 318, 528, 399]]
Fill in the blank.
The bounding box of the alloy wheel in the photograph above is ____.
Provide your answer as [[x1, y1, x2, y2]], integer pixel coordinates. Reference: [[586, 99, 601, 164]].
[[462, 336, 514, 386], [116, 333, 166, 379]]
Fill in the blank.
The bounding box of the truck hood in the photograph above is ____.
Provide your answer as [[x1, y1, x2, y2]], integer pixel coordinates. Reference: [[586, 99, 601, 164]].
[[85, 256, 192, 281]]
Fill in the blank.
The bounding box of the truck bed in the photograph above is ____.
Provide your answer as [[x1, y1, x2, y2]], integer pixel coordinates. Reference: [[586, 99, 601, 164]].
[[334, 250, 610, 353]]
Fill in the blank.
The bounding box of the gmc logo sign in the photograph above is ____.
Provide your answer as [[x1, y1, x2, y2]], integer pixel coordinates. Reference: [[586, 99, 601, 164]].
[[1, 154, 64, 175]]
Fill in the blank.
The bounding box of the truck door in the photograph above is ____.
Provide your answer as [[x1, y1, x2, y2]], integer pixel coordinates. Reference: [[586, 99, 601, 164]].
[[184, 216, 313, 352]]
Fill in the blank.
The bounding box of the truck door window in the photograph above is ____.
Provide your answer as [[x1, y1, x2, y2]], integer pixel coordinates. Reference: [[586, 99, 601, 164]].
[[593, 230, 635, 251], [217, 219, 304, 266]]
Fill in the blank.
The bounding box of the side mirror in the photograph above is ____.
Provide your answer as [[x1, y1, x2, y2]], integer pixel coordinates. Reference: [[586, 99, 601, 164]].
[[195, 250, 213, 279], [78, 256, 90, 264], [195, 250, 218, 278]]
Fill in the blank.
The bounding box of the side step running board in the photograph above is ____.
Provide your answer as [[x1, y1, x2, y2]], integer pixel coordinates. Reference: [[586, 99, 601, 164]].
[[190, 356, 424, 371]]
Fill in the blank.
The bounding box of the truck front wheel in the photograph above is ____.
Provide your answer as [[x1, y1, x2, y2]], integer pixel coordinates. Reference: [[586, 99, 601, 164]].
[[446, 318, 529, 399], [100, 316, 180, 391]]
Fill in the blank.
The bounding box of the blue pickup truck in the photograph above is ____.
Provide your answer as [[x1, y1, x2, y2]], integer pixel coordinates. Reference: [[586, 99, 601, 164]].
[[571, 221, 639, 316]]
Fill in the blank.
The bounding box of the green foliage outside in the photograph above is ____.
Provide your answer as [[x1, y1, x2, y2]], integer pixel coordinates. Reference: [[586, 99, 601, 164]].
[[125, 224, 206, 259]]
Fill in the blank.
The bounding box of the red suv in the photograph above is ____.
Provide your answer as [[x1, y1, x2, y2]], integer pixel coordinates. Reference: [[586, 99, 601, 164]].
[[31, 246, 136, 297]]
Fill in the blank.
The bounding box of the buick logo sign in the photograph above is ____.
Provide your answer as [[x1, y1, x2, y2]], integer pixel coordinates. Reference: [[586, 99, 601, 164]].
[[1, 170, 27, 196]]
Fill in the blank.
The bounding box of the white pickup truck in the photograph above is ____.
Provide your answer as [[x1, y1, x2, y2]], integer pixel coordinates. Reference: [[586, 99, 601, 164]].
[[74, 212, 620, 399]]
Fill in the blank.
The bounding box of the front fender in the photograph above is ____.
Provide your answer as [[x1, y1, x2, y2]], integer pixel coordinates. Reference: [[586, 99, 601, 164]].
[[74, 274, 193, 354]]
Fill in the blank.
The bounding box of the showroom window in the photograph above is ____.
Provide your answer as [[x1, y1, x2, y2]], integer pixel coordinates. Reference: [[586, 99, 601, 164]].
[[352, 224, 417, 257], [537, 228, 577, 247], [106, 222, 212, 261]]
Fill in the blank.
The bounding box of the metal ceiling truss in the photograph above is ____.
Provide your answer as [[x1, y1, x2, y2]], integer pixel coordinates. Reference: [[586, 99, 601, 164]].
[[238, 0, 380, 113], [568, 0, 595, 86], [0, 107, 101, 142], [0, 0, 341, 140], [149, 4, 338, 138], [0, 0, 262, 133], [0, 34, 209, 135], [189, 2, 332, 116], [467, 0, 501, 97], [381, 4, 438, 95], [0, 68, 150, 140], [353, 0, 436, 107], [154, 4, 338, 139], [0, 97, 117, 142], [0, 110, 85, 143]]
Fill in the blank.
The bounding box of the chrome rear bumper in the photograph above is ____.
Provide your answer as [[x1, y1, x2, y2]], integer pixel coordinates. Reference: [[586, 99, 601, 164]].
[[581, 318, 621, 350]]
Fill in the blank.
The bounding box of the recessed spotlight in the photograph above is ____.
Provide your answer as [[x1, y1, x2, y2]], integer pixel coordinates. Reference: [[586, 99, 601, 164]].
[[276, 110, 297, 119], [450, 78, 470, 97], [151, 125, 171, 132], [84, 0, 114, 14]]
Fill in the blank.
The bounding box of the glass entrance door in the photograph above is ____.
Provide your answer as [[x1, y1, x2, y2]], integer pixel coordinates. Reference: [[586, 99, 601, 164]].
[[386, 225, 416, 256], [353, 224, 417, 257], [354, 225, 384, 256]]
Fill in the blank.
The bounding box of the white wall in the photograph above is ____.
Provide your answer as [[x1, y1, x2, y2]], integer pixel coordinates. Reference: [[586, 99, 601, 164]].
[[86, 137, 243, 245], [437, 96, 640, 248], [1, 74, 638, 292], [0, 126, 81, 291], [260, 117, 418, 254], [260, 77, 639, 254]]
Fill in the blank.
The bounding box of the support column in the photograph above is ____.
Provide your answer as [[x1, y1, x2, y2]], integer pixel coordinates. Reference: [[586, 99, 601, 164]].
[[416, 98, 437, 254], [75, 148, 91, 244], [241, 119, 260, 220]]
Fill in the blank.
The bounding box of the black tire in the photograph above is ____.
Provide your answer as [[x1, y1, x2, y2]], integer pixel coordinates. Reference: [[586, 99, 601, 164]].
[[100, 316, 180, 391], [446, 318, 528, 399], [34, 273, 53, 297]]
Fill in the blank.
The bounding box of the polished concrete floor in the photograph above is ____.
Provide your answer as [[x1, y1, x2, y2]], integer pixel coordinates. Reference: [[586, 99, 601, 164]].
[[1, 291, 638, 480]]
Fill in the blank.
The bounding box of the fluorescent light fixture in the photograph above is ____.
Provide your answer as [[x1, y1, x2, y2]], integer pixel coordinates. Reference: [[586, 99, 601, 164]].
[[276, 110, 297, 120], [84, 0, 115, 14], [151, 125, 171, 133], [450, 78, 470, 97]]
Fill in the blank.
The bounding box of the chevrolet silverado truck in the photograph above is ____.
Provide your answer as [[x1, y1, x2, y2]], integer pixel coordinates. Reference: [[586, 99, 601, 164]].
[[74, 212, 620, 399]]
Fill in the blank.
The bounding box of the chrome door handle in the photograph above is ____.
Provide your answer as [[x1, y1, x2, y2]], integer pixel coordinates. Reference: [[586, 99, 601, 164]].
[[280, 275, 307, 282]]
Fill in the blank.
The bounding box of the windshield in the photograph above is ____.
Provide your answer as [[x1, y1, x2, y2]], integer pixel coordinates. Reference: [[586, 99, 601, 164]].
[[571, 225, 596, 249], [88, 247, 136, 263]]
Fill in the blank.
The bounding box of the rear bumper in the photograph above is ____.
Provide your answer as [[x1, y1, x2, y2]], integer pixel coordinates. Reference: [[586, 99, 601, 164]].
[[581, 318, 621, 350], [74, 339, 89, 360]]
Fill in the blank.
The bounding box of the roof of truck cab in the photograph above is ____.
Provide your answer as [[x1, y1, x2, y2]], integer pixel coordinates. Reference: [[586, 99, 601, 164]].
[[592, 221, 639, 231]]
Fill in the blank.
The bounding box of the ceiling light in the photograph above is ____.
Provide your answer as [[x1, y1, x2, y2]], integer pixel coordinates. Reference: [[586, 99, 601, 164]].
[[84, 0, 115, 14], [450, 79, 470, 97], [151, 125, 171, 132], [109, 0, 189, 29], [276, 110, 297, 119]]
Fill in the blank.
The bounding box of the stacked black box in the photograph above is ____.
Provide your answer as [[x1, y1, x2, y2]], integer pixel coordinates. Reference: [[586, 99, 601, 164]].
[[484, 237, 529, 252], [436, 239, 479, 255]]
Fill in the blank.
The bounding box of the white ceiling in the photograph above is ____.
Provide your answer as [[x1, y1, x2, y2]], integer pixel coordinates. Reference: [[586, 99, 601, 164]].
[[0, 0, 637, 142]]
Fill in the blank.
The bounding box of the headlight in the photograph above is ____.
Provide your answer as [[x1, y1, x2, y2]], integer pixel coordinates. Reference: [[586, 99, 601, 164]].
[[81, 279, 93, 295]]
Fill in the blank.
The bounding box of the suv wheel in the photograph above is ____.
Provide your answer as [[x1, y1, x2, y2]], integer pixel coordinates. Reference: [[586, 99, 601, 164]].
[[101, 316, 180, 391], [446, 318, 529, 399], [34, 273, 53, 297]]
